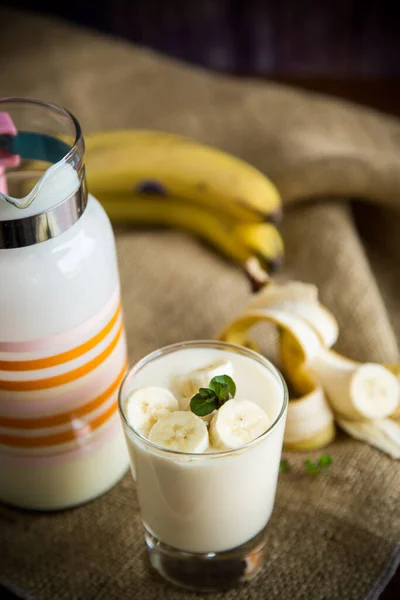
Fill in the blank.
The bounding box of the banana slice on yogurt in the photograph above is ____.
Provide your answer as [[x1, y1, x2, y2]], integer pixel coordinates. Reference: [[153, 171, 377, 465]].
[[210, 399, 270, 450], [149, 411, 209, 452], [125, 386, 179, 437], [177, 359, 234, 398]]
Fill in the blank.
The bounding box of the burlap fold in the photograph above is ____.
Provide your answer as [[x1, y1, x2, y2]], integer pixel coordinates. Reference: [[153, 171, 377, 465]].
[[1, 9, 400, 600]]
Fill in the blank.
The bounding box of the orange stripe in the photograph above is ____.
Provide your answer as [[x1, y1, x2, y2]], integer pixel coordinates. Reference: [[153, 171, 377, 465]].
[[0, 362, 127, 429], [0, 401, 119, 448], [0, 323, 123, 391], [0, 303, 121, 372]]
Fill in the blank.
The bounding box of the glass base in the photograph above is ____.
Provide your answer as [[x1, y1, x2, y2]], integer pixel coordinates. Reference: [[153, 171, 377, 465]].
[[144, 524, 266, 591]]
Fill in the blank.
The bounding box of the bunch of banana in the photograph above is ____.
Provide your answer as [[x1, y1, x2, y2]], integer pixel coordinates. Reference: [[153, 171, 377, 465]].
[[84, 130, 284, 287], [218, 281, 400, 457]]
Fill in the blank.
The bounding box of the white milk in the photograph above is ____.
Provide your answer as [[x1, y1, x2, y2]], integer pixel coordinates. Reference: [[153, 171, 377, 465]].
[[0, 417, 128, 510], [0, 186, 129, 509], [122, 346, 286, 554], [0, 161, 80, 218]]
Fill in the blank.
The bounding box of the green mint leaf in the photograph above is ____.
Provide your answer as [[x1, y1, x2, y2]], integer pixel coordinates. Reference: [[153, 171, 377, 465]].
[[210, 375, 236, 399], [318, 454, 333, 469], [209, 381, 229, 404], [279, 459, 291, 474], [190, 390, 219, 416], [305, 454, 333, 475], [304, 459, 320, 475], [198, 388, 216, 400]]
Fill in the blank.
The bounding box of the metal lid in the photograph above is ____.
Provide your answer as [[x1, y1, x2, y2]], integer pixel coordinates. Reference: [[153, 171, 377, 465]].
[[0, 179, 88, 249]]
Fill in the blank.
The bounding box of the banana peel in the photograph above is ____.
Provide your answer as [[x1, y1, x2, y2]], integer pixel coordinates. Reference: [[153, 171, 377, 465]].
[[337, 418, 400, 459]]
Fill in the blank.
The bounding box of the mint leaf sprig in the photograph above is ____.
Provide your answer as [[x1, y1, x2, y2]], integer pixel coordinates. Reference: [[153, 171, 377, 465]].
[[279, 459, 291, 473], [280, 454, 333, 475], [304, 454, 333, 475], [190, 375, 236, 416]]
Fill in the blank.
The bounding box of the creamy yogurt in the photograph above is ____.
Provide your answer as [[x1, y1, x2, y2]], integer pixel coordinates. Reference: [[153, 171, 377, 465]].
[[120, 344, 287, 554]]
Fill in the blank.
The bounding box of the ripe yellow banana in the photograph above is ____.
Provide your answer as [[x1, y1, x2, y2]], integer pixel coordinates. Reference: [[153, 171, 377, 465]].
[[97, 193, 283, 286], [84, 130, 282, 223]]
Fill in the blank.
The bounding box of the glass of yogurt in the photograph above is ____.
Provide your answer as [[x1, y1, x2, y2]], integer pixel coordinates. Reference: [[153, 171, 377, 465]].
[[118, 340, 288, 591]]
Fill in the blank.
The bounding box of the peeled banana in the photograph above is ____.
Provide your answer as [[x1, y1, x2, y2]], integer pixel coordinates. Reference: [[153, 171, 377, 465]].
[[85, 130, 282, 223], [219, 304, 336, 451], [218, 280, 400, 458]]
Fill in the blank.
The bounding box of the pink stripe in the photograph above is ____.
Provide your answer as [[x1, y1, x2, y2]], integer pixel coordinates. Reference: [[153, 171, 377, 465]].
[[0, 334, 127, 418], [0, 286, 120, 353], [0, 168, 7, 195], [0, 389, 119, 437], [0, 413, 124, 466]]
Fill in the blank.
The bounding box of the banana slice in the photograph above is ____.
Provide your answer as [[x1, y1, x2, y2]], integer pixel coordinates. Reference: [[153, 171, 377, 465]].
[[148, 411, 209, 452], [249, 281, 338, 348], [309, 351, 400, 420], [383, 365, 400, 419], [177, 360, 233, 398], [125, 386, 179, 437], [210, 399, 270, 450], [351, 363, 400, 418]]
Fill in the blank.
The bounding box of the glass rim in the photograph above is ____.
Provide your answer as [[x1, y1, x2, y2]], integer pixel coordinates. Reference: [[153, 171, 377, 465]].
[[0, 96, 83, 165], [118, 339, 288, 458]]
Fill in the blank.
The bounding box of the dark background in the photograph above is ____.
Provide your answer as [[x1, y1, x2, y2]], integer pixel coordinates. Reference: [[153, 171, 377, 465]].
[[4, 0, 400, 115]]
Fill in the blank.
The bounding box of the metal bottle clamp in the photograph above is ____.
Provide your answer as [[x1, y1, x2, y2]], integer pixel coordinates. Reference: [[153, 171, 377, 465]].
[[0, 130, 88, 249]]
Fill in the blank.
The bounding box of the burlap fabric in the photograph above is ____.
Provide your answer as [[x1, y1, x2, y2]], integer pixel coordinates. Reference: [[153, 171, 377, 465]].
[[2, 9, 400, 600]]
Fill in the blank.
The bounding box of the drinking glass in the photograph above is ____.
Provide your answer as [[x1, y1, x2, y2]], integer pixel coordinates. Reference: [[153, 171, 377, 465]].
[[119, 340, 288, 591]]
